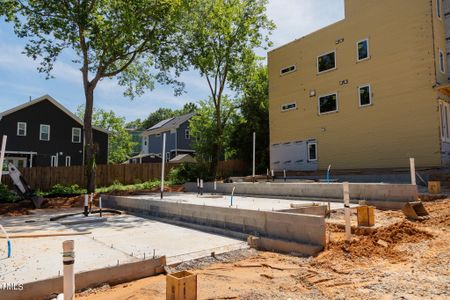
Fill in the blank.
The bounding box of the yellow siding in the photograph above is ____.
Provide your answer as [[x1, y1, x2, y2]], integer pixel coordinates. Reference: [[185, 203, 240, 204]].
[[269, 0, 446, 169]]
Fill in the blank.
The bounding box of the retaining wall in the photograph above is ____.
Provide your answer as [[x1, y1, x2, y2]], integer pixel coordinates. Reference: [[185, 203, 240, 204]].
[[185, 182, 418, 207], [102, 195, 326, 252], [4, 256, 166, 300]]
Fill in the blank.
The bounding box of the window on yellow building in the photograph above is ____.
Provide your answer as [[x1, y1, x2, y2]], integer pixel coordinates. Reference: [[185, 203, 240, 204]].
[[318, 93, 338, 114], [439, 49, 445, 74], [317, 51, 336, 73], [307, 141, 317, 161], [280, 65, 296, 76], [358, 85, 372, 107], [357, 39, 369, 61], [281, 102, 297, 112]]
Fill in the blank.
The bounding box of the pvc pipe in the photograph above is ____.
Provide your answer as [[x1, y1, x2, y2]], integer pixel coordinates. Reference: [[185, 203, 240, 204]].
[[83, 194, 88, 216], [214, 180, 217, 193], [200, 179, 203, 196], [283, 169, 286, 182], [230, 186, 236, 207], [99, 197, 102, 217], [252, 132, 256, 183], [343, 182, 351, 241], [0, 224, 11, 258], [410, 158, 416, 185], [161, 133, 166, 199], [197, 178, 200, 195], [0, 135, 7, 184], [271, 169, 274, 182], [326, 165, 331, 183], [62, 240, 75, 300]]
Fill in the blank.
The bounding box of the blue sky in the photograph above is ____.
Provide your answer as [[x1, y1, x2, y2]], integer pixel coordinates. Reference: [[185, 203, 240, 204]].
[[0, 0, 344, 122]]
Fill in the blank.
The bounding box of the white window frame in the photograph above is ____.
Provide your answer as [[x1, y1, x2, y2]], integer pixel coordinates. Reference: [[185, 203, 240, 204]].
[[185, 129, 190, 140], [65, 156, 71, 167], [356, 38, 370, 62], [40, 124, 50, 141], [439, 49, 445, 74], [51, 155, 57, 167], [437, 0, 442, 19], [280, 64, 296, 76], [358, 84, 372, 107], [317, 50, 337, 74], [307, 141, 318, 162], [281, 102, 297, 112], [318, 92, 339, 115], [72, 127, 82, 143], [17, 122, 27, 136]]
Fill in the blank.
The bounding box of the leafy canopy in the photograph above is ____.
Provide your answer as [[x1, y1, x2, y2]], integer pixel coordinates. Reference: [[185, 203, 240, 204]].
[[0, 0, 186, 97], [77, 106, 136, 164]]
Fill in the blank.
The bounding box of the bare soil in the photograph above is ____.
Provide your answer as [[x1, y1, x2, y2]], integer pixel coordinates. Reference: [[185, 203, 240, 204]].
[[0, 185, 184, 216], [77, 199, 450, 300]]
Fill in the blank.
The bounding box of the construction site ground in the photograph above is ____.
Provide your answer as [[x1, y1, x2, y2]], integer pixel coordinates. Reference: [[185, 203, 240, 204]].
[[77, 199, 450, 300]]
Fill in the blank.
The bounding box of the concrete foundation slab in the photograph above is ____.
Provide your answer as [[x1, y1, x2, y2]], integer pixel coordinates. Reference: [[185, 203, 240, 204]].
[[0, 209, 247, 285]]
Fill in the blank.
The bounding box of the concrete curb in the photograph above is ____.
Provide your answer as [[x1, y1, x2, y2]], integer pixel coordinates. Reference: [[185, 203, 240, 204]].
[[3, 256, 166, 300]]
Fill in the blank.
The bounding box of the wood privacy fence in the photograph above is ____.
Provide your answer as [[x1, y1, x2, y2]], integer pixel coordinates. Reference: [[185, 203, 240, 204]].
[[3, 160, 246, 191]]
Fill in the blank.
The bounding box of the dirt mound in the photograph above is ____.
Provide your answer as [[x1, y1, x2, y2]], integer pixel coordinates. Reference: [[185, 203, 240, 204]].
[[320, 221, 433, 261], [0, 200, 34, 216]]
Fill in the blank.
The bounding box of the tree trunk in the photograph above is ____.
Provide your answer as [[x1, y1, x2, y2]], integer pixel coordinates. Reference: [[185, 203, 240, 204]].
[[83, 86, 96, 193]]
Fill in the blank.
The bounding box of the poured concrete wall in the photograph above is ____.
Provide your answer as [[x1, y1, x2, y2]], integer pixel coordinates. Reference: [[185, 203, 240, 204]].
[[185, 182, 418, 203], [4, 256, 166, 300], [102, 195, 326, 250]]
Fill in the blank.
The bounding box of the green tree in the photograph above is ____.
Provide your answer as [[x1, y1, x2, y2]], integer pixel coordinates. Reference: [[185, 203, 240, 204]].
[[190, 96, 238, 163], [229, 65, 269, 173], [1, 0, 185, 192], [77, 106, 136, 164], [182, 0, 274, 176]]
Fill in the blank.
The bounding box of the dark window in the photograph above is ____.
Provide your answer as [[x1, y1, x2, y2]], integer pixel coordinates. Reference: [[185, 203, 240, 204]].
[[281, 103, 297, 111], [357, 39, 369, 61], [359, 85, 372, 106], [308, 142, 317, 161], [440, 50, 445, 73], [318, 51, 336, 73], [437, 0, 442, 18], [280, 65, 296, 75], [319, 94, 338, 114]]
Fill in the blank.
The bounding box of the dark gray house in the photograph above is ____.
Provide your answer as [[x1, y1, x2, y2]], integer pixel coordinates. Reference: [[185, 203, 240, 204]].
[[141, 112, 195, 161], [0, 95, 109, 168]]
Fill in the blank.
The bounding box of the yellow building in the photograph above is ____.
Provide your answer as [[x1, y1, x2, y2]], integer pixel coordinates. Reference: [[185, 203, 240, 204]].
[[268, 0, 450, 171]]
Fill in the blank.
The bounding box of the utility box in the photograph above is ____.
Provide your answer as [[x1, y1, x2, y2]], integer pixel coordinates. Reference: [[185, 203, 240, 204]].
[[428, 181, 441, 194], [357, 205, 375, 227], [166, 271, 197, 300]]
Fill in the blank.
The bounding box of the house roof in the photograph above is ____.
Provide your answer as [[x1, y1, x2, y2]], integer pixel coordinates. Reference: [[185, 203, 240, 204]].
[[169, 154, 197, 164], [0, 95, 109, 134], [143, 112, 195, 136]]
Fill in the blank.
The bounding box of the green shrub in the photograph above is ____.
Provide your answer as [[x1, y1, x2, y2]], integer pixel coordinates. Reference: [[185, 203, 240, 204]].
[[0, 184, 18, 202], [169, 163, 211, 184], [48, 184, 86, 196]]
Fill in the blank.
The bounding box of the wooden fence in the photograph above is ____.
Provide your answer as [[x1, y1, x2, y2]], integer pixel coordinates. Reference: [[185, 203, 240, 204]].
[[3, 160, 246, 191]]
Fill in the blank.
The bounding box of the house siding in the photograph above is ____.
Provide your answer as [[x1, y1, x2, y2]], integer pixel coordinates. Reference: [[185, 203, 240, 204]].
[[0, 98, 108, 167], [268, 0, 445, 170]]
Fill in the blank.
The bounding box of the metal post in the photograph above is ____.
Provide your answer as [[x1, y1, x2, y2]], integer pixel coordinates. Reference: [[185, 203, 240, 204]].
[[0, 135, 7, 184], [62, 240, 75, 300], [252, 132, 256, 183], [161, 133, 166, 199], [343, 182, 351, 242], [410, 158, 416, 186]]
